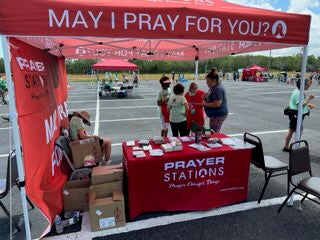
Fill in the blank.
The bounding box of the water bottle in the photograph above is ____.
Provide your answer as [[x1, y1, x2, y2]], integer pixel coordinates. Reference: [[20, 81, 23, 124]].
[[195, 129, 202, 144], [54, 215, 63, 234]]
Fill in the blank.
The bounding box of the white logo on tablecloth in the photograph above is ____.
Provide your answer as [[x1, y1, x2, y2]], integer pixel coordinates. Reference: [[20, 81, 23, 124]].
[[163, 157, 225, 189]]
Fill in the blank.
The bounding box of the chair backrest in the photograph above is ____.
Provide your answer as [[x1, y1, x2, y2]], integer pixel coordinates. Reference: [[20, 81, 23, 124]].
[[3, 150, 18, 196], [55, 135, 75, 171], [191, 121, 205, 134], [55, 136, 71, 157], [289, 140, 311, 177], [105, 85, 111, 91], [243, 132, 265, 169]]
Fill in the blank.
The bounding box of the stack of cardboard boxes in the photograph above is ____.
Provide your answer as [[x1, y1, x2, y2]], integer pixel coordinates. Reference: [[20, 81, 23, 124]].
[[90, 165, 126, 231], [62, 164, 126, 232]]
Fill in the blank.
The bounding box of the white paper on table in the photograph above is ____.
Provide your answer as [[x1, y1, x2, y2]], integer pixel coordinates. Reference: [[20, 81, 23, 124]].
[[143, 145, 152, 151], [168, 137, 179, 142], [205, 143, 222, 148], [149, 149, 164, 156], [188, 143, 210, 151], [221, 138, 236, 146], [126, 141, 135, 146], [133, 146, 143, 151], [179, 136, 192, 142], [222, 138, 255, 149], [133, 151, 145, 156]]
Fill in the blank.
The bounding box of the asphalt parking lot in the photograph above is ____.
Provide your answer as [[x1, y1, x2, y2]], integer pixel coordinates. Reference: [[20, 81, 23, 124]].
[[0, 78, 320, 239]]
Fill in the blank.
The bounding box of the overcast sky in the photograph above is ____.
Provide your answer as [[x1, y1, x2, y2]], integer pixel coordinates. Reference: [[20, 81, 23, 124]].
[[0, 0, 319, 58]]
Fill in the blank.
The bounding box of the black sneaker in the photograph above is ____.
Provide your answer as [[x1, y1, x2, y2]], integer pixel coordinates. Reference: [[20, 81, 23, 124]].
[[282, 147, 289, 152]]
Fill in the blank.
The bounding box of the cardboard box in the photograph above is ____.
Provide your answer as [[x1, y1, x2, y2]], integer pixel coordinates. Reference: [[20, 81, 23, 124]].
[[91, 166, 123, 185], [89, 188, 126, 232], [62, 179, 91, 211], [70, 138, 103, 169], [104, 163, 123, 170], [91, 181, 123, 195]]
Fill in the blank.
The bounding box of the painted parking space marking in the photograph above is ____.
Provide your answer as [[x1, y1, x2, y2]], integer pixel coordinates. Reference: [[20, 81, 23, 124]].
[[68, 98, 156, 103], [94, 83, 100, 135]]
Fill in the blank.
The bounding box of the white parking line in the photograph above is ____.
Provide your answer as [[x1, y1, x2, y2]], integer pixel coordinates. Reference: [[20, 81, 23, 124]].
[[0, 127, 11, 131], [0, 154, 8, 158], [68, 89, 96, 92], [94, 83, 100, 135], [229, 129, 287, 137], [46, 195, 308, 240], [68, 95, 96, 99], [258, 91, 293, 95], [68, 98, 155, 103], [94, 117, 159, 123], [70, 105, 157, 111], [94, 114, 235, 124]]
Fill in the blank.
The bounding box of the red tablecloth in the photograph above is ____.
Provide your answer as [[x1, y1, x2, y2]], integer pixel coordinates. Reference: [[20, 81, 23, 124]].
[[122, 134, 252, 219]]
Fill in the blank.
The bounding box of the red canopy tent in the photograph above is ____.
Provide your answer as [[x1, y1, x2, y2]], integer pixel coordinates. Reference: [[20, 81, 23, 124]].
[[242, 64, 268, 82], [0, 0, 311, 60], [92, 59, 138, 71], [0, 0, 311, 239]]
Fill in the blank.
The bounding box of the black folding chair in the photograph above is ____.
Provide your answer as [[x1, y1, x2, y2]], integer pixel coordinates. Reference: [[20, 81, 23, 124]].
[[0, 150, 34, 232], [278, 140, 320, 212], [55, 136, 92, 180], [104, 85, 112, 96], [127, 85, 134, 95], [244, 133, 288, 203]]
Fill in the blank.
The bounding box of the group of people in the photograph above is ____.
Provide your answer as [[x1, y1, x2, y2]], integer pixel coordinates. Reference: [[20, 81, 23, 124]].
[[53, 68, 316, 162], [158, 68, 228, 137]]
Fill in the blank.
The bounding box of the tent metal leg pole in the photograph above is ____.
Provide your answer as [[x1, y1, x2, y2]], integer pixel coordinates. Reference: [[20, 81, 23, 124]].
[[195, 60, 199, 81], [1, 35, 32, 240], [288, 45, 308, 207]]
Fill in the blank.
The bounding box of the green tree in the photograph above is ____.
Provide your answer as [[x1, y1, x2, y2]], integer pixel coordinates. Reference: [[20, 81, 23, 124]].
[[0, 58, 4, 73]]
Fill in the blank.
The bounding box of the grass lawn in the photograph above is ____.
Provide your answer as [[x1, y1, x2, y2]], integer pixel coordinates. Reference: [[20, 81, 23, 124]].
[[67, 73, 205, 82]]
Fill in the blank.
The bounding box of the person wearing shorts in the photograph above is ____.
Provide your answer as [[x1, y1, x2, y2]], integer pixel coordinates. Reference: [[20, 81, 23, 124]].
[[282, 78, 315, 152], [167, 84, 189, 137], [69, 111, 112, 164], [157, 76, 171, 137]]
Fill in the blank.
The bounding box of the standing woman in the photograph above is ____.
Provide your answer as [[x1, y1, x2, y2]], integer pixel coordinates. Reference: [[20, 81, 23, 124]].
[[185, 82, 205, 134], [167, 84, 189, 137], [282, 78, 315, 151], [202, 68, 228, 133]]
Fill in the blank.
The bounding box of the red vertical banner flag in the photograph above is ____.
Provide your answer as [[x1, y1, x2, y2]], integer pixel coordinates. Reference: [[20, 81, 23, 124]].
[[9, 37, 68, 231]]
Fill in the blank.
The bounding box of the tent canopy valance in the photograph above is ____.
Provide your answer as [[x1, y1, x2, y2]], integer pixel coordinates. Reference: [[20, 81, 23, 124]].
[[92, 59, 138, 71], [248, 64, 267, 71], [0, 0, 311, 60]]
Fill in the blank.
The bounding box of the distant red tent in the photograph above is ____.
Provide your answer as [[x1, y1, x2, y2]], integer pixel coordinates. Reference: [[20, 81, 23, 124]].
[[92, 59, 138, 71], [249, 64, 267, 71], [242, 64, 267, 82]]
